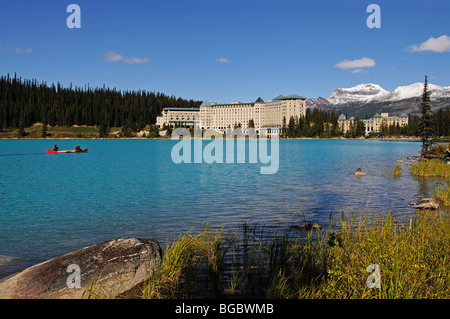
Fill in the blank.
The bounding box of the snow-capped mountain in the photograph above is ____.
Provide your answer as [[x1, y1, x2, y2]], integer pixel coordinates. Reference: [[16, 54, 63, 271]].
[[305, 96, 331, 109], [327, 83, 389, 105], [306, 82, 450, 117], [326, 83, 450, 105], [386, 83, 450, 101]]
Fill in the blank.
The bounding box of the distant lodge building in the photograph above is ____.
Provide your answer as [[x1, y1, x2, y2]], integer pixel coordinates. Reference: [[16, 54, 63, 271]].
[[156, 94, 307, 137], [338, 113, 409, 135]]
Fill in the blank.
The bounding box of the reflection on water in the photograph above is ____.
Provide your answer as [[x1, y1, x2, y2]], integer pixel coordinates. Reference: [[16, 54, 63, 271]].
[[0, 139, 446, 277]]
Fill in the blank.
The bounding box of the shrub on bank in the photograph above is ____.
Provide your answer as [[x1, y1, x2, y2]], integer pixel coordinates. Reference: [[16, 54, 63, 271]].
[[423, 144, 450, 158], [410, 159, 450, 179]]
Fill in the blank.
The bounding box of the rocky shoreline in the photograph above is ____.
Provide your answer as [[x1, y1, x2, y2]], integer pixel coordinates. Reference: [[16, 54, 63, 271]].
[[0, 238, 162, 299]]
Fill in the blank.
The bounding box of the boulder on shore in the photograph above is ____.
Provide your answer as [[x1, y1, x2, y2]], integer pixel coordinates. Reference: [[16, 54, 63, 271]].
[[409, 198, 440, 210], [354, 168, 366, 177], [0, 237, 162, 299]]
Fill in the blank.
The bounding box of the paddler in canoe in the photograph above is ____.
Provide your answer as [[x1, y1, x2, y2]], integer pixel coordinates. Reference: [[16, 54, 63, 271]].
[[75, 144, 82, 151], [53, 144, 59, 151]]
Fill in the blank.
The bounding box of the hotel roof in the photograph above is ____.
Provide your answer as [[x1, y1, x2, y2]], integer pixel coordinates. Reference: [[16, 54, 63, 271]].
[[200, 100, 211, 107], [196, 95, 307, 107], [273, 94, 307, 100], [163, 107, 200, 111], [255, 97, 265, 104]]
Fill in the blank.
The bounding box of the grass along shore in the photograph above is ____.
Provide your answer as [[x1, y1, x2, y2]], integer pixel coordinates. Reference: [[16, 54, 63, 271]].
[[410, 158, 450, 180], [142, 212, 449, 299], [384, 164, 402, 177], [436, 187, 450, 206], [83, 212, 450, 299], [410, 158, 450, 206]]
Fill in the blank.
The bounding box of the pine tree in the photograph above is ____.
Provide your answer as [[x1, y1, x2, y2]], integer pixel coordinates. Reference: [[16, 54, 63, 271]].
[[165, 125, 173, 137], [419, 76, 434, 155], [98, 108, 110, 138], [147, 124, 160, 138], [41, 121, 47, 138], [17, 116, 25, 138], [355, 118, 366, 137], [287, 116, 296, 137]]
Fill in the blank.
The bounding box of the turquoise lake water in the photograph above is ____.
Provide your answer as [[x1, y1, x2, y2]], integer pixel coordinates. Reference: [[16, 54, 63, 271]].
[[0, 139, 443, 278]]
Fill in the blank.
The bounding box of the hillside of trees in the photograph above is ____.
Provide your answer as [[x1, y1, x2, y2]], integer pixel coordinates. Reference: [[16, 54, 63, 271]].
[[0, 73, 201, 133]]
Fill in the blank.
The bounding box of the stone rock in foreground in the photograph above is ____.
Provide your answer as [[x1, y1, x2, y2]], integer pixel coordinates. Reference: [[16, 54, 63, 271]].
[[0, 237, 162, 299], [354, 168, 366, 177], [410, 198, 440, 210]]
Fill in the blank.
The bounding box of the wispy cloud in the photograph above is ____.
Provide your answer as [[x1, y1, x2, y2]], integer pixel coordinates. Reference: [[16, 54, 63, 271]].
[[407, 35, 450, 53], [105, 51, 149, 64], [334, 57, 375, 70], [0, 45, 32, 54], [351, 69, 368, 74], [216, 57, 230, 64]]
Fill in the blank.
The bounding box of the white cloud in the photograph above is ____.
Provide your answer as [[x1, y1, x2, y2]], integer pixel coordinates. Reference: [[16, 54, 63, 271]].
[[334, 57, 375, 70], [105, 52, 124, 63], [216, 57, 230, 63], [351, 69, 368, 74], [105, 51, 149, 64], [407, 35, 450, 53], [0, 45, 32, 54]]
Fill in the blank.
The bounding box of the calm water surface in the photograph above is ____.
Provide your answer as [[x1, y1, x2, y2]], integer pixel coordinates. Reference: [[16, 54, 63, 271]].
[[0, 139, 442, 277]]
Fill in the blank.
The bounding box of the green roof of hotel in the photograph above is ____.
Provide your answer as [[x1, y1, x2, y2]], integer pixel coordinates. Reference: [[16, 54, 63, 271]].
[[374, 113, 382, 118], [163, 107, 200, 111], [200, 100, 211, 107], [400, 113, 408, 117], [285, 94, 307, 100], [273, 94, 307, 100], [273, 94, 286, 100]]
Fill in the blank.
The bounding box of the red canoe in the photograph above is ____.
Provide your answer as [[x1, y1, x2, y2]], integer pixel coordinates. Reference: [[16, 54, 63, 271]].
[[46, 148, 88, 154]]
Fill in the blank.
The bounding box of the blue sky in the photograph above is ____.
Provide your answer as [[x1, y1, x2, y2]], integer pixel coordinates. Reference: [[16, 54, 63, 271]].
[[0, 0, 449, 103]]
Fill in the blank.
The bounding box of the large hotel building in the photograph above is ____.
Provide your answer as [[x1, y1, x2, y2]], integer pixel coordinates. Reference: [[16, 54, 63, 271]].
[[156, 94, 307, 137]]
